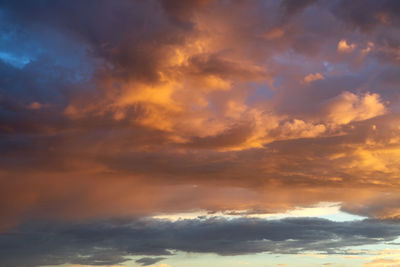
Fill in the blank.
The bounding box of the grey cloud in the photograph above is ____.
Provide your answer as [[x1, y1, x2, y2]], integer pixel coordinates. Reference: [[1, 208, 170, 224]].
[[184, 122, 255, 149], [1, 217, 400, 267], [328, 0, 400, 31], [281, 0, 318, 16], [185, 54, 268, 80], [0, 0, 190, 83], [136, 257, 167, 266]]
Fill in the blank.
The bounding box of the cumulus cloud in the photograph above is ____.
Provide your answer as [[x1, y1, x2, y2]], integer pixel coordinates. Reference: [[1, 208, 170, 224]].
[[303, 72, 325, 83], [337, 39, 356, 53], [279, 119, 326, 138], [325, 91, 386, 125]]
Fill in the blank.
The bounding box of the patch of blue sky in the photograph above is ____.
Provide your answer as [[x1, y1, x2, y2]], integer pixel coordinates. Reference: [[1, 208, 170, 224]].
[[0, 25, 36, 68], [0, 51, 31, 68], [271, 50, 321, 70], [246, 82, 275, 105], [0, 22, 42, 67], [0, 21, 95, 83], [305, 210, 366, 222], [153, 203, 366, 223], [344, 241, 400, 254]]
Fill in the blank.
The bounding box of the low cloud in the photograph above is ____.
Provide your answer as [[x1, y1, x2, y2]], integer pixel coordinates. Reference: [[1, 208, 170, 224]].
[[1, 217, 400, 267], [136, 257, 167, 266]]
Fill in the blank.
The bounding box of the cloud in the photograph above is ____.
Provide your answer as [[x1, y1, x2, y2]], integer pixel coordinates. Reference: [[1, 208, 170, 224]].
[[279, 119, 326, 138], [0, 0, 400, 251], [1, 217, 400, 267], [303, 73, 325, 83], [325, 91, 386, 125], [136, 257, 167, 266], [337, 39, 356, 53], [329, 0, 400, 31], [280, 0, 318, 16]]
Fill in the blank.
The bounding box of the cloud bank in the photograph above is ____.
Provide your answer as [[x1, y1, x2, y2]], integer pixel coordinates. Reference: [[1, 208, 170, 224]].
[[1, 0, 400, 265], [2, 217, 400, 267]]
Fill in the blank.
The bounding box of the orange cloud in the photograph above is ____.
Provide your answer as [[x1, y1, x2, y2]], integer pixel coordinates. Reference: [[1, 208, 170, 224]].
[[2, 0, 400, 234], [325, 91, 386, 125], [303, 73, 324, 83], [338, 39, 356, 53]]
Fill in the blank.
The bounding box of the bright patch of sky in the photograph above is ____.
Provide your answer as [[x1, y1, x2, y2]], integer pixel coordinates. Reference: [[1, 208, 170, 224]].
[[152, 202, 366, 222], [0, 51, 31, 68], [42, 251, 369, 267], [0, 20, 94, 81]]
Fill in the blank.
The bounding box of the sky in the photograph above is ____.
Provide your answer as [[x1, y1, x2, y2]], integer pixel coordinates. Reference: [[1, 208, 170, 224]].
[[1, 0, 400, 266]]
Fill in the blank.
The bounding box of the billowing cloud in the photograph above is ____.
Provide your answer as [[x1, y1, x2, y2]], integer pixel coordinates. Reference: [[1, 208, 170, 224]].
[[325, 91, 386, 125], [337, 39, 356, 53], [303, 72, 325, 83]]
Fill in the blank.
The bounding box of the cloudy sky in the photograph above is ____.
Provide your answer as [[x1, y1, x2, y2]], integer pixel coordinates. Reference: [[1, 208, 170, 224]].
[[1, 0, 400, 266]]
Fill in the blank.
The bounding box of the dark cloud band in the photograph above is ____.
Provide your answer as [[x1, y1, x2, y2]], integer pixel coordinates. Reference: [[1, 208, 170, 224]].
[[1, 217, 400, 267]]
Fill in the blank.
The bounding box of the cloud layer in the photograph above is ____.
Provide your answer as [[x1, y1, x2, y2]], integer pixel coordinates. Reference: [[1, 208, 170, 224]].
[[2, 217, 400, 267], [1, 0, 400, 265]]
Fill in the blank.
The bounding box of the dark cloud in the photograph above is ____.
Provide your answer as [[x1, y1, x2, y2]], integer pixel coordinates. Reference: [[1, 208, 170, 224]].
[[136, 257, 167, 266], [0, 0, 192, 83], [184, 122, 255, 149], [281, 0, 318, 16], [185, 54, 268, 80], [1, 217, 400, 267], [328, 0, 400, 31], [159, 0, 214, 26]]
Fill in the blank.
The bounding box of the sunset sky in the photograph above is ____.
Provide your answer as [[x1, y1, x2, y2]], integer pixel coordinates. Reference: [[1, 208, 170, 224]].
[[1, 0, 400, 266]]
